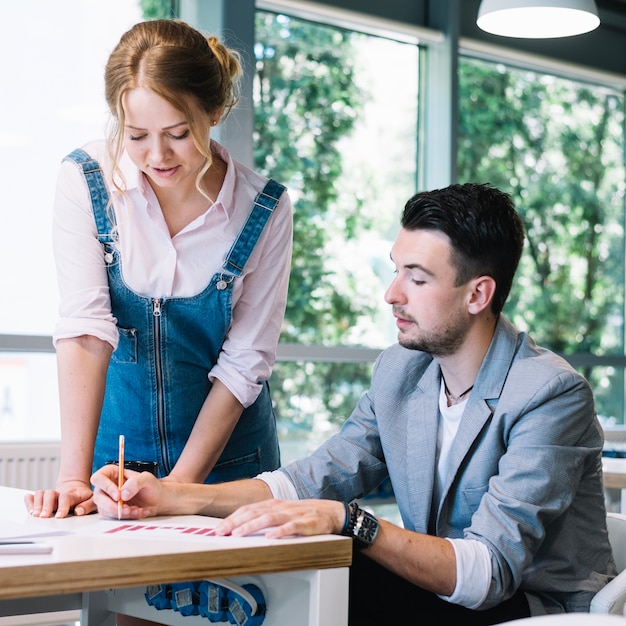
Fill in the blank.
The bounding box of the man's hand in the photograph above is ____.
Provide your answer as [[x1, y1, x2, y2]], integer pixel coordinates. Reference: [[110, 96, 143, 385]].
[[214, 498, 346, 539]]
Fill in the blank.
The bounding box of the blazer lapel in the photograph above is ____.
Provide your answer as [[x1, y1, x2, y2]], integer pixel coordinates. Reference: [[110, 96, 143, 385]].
[[405, 360, 442, 531], [438, 317, 520, 517]]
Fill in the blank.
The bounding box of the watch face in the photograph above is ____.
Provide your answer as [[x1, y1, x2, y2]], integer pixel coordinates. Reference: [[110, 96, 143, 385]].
[[356, 511, 379, 544]]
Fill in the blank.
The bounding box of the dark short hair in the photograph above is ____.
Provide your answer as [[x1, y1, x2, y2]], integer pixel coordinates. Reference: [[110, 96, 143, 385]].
[[401, 183, 525, 315]]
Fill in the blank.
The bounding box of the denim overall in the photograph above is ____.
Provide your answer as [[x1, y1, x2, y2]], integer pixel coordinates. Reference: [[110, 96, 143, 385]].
[[64, 148, 284, 482]]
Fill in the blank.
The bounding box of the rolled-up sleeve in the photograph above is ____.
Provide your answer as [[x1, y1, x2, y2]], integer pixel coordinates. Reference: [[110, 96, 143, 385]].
[[52, 158, 119, 349], [209, 190, 293, 407]]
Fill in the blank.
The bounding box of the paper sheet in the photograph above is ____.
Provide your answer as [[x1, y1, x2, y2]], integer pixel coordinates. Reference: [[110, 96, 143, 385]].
[[0, 520, 69, 540]]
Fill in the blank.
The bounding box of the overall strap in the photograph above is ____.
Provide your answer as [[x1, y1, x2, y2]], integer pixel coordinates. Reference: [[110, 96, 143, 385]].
[[222, 179, 286, 276], [63, 148, 116, 242]]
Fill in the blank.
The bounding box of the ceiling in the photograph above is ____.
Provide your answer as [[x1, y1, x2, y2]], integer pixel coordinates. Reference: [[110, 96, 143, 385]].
[[595, 0, 626, 32], [324, 0, 626, 76], [457, 0, 626, 77]]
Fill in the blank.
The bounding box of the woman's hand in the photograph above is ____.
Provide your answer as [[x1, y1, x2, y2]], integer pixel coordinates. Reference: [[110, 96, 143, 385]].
[[91, 464, 165, 519], [213, 498, 346, 540], [25, 480, 96, 518]]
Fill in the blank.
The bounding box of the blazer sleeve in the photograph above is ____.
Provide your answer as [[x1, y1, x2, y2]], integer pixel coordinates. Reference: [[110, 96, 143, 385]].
[[460, 360, 609, 610]]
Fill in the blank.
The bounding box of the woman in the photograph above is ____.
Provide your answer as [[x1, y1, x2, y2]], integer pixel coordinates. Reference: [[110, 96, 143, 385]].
[[26, 19, 292, 520]]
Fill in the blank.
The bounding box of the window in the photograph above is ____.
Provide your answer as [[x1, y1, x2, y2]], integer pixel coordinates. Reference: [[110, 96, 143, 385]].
[[252, 7, 626, 467], [458, 55, 626, 426], [0, 0, 144, 440], [3, 2, 626, 456], [253, 9, 419, 461]]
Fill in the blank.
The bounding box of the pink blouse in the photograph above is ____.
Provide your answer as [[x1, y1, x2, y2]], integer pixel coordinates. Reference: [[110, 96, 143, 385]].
[[52, 139, 293, 407]]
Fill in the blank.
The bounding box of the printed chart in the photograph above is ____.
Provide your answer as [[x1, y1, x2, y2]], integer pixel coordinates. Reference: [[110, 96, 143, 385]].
[[105, 522, 216, 537]]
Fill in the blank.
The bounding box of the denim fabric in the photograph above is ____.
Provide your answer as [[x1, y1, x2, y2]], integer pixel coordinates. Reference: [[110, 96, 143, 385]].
[[65, 149, 284, 482]]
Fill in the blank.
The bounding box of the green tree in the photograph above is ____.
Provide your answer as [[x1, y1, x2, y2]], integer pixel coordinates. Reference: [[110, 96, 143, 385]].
[[253, 12, 374, 437], [141, 0, 177, 19], [458, 57, 625, 420], [254, 12, 372, 343]]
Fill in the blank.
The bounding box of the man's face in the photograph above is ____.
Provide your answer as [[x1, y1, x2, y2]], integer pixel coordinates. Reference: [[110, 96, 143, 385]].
[[384, 228, 473, 357]]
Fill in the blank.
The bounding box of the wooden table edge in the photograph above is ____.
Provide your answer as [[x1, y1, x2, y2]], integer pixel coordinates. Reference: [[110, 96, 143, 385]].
[[0, 537, 353, 600]]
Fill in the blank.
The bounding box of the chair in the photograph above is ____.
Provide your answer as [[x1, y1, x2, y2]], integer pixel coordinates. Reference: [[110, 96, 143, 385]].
[[590, 511, 626, 614], [507, 615, 626, 624], [505, 513, 626, 623]]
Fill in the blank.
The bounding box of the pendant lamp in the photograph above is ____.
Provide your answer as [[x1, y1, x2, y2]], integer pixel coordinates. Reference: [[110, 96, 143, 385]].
[[477, 0, 600, 38]]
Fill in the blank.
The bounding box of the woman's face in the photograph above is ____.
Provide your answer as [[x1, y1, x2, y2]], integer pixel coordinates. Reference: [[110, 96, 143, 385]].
[[121, 87, 209, 194]]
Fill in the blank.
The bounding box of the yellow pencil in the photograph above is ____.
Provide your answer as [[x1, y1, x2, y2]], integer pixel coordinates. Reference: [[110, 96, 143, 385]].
[[117, 435, 125, 520]]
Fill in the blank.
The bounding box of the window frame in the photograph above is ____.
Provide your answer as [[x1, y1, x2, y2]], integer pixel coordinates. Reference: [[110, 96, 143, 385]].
[[2, 0, 626, 430]]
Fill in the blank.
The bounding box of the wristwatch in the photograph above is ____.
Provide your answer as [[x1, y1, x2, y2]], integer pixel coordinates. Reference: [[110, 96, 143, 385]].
[[341, 502, 380, 548]]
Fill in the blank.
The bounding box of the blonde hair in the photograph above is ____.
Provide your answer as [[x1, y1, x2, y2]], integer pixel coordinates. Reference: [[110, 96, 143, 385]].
[[104, 19, 242, 198]]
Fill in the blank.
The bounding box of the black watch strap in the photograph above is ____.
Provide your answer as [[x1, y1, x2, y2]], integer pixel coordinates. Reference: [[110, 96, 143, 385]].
[[341, 502, 379, 548]]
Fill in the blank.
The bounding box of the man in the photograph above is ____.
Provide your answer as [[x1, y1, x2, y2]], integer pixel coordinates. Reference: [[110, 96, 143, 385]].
[[91, 183, 615, 625]]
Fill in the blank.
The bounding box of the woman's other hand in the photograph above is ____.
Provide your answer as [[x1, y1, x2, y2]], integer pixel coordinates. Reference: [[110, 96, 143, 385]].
[[25, 480, 96, 518]]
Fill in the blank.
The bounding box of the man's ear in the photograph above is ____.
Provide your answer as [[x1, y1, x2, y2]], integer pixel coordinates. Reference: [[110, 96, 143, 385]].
[[467, 276, 496, 314]]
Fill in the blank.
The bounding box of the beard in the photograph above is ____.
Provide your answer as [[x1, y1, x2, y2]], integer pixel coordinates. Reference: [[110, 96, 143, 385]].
[[396, 311, 468, 358]]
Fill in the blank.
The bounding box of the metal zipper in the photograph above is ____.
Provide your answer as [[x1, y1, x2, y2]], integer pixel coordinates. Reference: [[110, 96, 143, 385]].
[[152, 298, 170, 474]]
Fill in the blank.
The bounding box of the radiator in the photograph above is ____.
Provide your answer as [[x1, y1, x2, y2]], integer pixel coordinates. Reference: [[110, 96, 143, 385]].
[[0, 441, 60, 491]]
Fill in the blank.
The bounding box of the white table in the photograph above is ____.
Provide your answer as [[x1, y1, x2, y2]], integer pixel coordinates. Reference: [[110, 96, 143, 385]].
[[603, 457, 626, 513], [0, 486, 352, 626], [507, 613, 626, 625]]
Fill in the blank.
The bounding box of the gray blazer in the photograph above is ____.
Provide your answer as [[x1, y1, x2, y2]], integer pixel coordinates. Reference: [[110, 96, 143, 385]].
[[282, 315, 615, 613]]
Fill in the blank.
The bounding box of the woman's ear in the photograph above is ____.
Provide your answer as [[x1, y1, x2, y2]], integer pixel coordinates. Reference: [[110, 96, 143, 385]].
[[467, 275, 496, 315], [212, 107, 225, 126]]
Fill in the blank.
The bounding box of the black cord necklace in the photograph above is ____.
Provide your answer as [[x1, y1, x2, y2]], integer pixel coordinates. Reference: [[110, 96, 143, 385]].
[[443, 379, 474, 404]]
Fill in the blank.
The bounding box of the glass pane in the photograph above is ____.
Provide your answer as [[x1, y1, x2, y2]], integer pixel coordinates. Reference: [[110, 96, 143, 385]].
[[591, 365, 626, 428], [0, 1, 151, 443], [458, 56, 626, 424], [0, 0, 143, 335], [254, 11, 419, 351], [0, 353, 59, 441], [272, 359, 401, 522], [273, 360, 373, 465], [255, 13, 418, 511]]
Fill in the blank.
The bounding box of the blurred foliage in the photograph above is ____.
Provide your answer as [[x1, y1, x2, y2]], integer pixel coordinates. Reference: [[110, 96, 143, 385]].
[[254, 15, 626, 430], [458, 57, 625, 420], [254, 12, 372, 345], [272, 360, 373, 463], [254, 12, 375, 432], [141, 0, 177, 20]]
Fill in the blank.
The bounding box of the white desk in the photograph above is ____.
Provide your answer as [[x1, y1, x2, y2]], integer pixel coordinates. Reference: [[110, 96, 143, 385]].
[[508, 614, 626, 625], [0, 486, 352, 626], [602, 457, 626, 490], [603, 457, 626, 514]]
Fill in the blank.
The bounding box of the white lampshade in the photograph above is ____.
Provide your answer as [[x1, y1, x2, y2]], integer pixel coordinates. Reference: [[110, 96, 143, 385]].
[[477, 0, 600, 38]]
